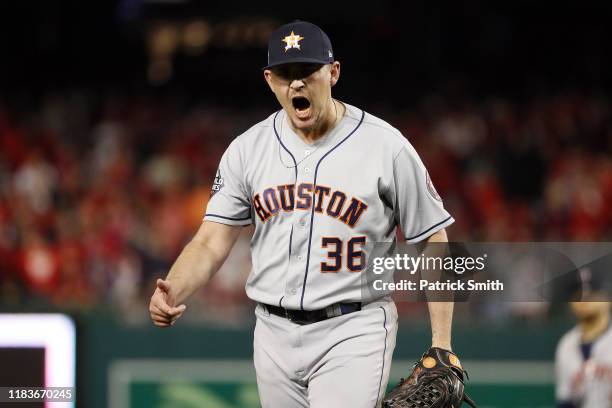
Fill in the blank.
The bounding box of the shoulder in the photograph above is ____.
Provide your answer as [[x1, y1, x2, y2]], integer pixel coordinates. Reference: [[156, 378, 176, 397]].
[[231, 111, 278, 147], [223, 111, 279, 161], [556, 326, 581, 361], [345, 104, 406, 143], [596, 323, 612, 350], [343, 103, 413, 156]]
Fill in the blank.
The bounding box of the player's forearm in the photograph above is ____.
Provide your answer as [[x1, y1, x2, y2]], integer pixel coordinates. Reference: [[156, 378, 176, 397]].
[[427, 301, 453, 350], [165, 239, 225, 304], [164, 221, 241, 304], [422, 228, 454, 351]]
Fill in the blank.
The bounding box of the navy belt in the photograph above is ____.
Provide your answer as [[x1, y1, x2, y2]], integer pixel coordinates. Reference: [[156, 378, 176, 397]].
[[261, 302, 362, 325]]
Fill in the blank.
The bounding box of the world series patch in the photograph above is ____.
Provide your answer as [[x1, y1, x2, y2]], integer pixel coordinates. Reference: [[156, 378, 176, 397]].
[[211, 169, 224, 196], [426, 171, 442, 202]]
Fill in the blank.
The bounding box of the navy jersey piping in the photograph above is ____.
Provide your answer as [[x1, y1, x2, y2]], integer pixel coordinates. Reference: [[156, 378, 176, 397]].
[[375, 306, 389, 407], [300, 109, 365, 310], [273, 111, 299, 309], [273, 110, 298, 181], [205, 213, 251, 221], [404, 215, 453, 241]]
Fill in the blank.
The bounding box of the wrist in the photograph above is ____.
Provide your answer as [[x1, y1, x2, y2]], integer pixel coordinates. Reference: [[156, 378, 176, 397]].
[[431, 341, 452, 352]]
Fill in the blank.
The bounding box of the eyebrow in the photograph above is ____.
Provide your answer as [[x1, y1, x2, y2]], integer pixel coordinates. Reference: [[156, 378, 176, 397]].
[[273, 65, 323, 79]]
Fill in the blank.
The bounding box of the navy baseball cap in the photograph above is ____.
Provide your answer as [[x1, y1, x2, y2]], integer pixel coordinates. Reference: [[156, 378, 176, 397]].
[[264, 21, 334, 69], [550, 252, 612, 302]]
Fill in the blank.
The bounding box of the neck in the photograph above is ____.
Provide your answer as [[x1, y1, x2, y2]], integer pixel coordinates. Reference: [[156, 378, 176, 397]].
[[580, 310, 610, 343], [292, 99, 343, 144]]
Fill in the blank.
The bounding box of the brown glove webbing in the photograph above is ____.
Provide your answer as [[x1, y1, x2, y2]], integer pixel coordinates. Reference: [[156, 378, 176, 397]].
[[382, 347, 476, 408]]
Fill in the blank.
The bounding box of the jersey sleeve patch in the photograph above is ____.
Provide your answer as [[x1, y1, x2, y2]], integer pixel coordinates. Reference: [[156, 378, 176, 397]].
[[426, 170, 442, 202], [211, 169, 224, 197]]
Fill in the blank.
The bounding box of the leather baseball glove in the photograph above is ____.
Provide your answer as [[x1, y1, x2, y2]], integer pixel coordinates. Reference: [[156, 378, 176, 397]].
[[382, 347, 476, 408]]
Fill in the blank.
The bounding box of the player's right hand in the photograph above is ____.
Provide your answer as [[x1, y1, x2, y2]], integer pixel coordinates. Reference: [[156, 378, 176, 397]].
[[149, 278, 187, 328]]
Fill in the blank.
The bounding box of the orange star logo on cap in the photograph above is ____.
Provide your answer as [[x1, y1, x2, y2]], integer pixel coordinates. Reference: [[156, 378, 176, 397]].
[[282, 31, 304, 52]]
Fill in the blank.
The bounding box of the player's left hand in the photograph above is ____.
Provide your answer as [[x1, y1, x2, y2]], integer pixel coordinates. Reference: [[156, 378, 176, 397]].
[[382, 347, 476, 407]]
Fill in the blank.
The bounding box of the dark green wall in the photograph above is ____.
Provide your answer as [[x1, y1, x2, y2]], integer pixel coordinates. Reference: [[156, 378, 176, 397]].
[[74, 312, 572, 408]]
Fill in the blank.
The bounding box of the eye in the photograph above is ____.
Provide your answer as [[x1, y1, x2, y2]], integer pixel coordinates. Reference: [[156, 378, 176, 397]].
[[272, 64, 323, 81], [298, 64, 323, 78], [273, 66, 291, 80]]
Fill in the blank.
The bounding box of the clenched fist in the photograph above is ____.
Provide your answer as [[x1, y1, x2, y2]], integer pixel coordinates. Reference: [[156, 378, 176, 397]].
[[149, 279, 187, 327]]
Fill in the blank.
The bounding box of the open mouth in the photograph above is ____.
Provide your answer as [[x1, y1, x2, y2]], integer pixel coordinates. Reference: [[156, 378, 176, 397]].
[[292, 96, 311, 118]]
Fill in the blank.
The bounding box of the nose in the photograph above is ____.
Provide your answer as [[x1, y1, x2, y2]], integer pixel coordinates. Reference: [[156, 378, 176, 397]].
[[290, 79, 305, 90]]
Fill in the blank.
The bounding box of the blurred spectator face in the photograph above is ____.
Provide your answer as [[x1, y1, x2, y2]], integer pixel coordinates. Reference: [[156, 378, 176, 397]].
[[264, 62, 340, 133], [570, 297, 610, 321]]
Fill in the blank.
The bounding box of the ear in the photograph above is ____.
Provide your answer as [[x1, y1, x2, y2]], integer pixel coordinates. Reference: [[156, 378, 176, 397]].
[[329, 61, 341, 87], [263, 70, 275, 92]]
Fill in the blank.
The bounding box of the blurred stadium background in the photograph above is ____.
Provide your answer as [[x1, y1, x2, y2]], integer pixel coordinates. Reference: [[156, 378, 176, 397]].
[[0, 1, 611, 407]]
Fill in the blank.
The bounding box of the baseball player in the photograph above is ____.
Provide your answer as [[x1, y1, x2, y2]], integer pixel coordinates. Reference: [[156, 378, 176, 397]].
[[149, 21, 465, 407], [555, 259, 612, 408]]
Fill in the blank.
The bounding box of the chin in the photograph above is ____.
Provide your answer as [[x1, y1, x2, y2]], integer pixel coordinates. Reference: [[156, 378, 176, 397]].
[[286, 95, 321, 132], [289, 113, 317, 131], [574, 308, 602, 322]]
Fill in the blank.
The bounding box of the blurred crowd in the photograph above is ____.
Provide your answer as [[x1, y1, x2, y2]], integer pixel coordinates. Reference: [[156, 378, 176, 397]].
[[0, 91, 610, 323]]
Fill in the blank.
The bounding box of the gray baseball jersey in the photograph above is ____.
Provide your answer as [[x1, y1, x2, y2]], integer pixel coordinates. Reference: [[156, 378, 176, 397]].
[[556, 325, 612, 407], [204, 102, 453, 310]]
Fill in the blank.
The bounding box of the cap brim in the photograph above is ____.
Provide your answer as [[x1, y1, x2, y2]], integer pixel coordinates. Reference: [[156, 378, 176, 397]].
[[263, 58, 332, 70]]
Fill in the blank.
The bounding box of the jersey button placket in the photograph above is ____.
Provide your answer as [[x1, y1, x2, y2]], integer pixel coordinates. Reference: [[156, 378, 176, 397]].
[[286, 150, 314, 307]]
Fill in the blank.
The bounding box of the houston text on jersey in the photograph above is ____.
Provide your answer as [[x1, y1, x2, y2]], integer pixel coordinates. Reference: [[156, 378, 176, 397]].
[[252, 183, 368, 227]]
